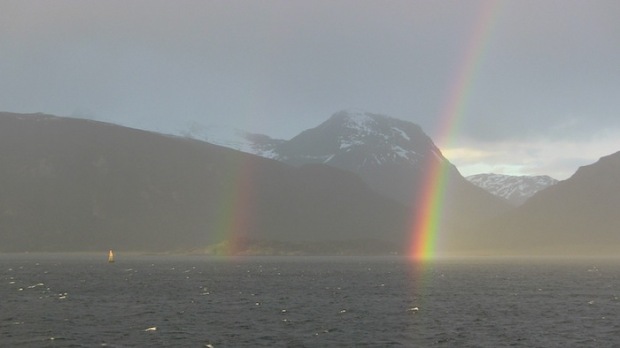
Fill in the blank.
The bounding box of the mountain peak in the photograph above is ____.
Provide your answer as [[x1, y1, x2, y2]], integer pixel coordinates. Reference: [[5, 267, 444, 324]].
[[278, 110, 439, 170], [329, 109, 419, 139], [331, 109, 381, 130]]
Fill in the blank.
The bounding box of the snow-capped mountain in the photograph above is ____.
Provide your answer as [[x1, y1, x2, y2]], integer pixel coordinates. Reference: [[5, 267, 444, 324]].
[[178, 116, 555, 207], [275, 109, 441, 167], [271, 110, 450, 205], [466, 173, 558, 206], [181, 109, 510, 208], [179, 110, 441, 171], [272, 110, 513, 253]]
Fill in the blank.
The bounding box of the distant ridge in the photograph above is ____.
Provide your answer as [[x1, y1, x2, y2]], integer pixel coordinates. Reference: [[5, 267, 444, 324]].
[[466, 173, 558, 205]]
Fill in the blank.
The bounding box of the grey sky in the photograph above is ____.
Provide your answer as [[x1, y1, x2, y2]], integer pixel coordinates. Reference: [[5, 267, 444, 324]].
[[1, 0, 619, 179]]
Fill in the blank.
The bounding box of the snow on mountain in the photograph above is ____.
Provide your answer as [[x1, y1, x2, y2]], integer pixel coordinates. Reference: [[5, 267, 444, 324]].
[[466, 173, 558, 206], [178, 112, 550, 207], [333, 110, 426, 162], [178, 122, 283, 159], [178, 110, 446, 171], [275, 109, 443, 170], [179, 110, 451, 205]]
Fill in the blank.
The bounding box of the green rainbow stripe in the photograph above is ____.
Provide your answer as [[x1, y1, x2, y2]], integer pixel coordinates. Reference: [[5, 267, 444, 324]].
[[410, 1, 501, 260]]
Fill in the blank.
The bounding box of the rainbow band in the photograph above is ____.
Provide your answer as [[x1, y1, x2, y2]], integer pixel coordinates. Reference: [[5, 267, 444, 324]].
[[409, 1, 501, 260], [212, 155, 257, 255]]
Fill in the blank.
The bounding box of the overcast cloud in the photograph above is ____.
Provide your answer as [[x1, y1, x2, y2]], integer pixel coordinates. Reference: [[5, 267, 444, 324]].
[[1, 0, 619, 179]]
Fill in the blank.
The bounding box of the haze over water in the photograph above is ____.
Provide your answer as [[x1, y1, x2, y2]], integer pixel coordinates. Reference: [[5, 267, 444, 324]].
[[2, 253, 619, 347]]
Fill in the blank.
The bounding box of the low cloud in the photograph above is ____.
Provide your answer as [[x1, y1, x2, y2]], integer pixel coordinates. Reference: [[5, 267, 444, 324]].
[[445, 128, 620, 180]]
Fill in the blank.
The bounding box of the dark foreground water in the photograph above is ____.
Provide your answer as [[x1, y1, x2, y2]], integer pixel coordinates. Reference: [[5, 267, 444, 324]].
[[1, 254, 619, 347]]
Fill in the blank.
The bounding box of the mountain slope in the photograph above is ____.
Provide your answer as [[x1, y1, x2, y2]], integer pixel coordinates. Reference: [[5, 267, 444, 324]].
[[0, 112, 410, 254], [469, 151, 620, 256], [466, 173, 558, 205]]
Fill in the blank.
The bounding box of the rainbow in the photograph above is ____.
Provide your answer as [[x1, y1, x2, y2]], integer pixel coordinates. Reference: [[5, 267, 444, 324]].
[[409, 1, 501, 261], [211, 155, 258, 256]]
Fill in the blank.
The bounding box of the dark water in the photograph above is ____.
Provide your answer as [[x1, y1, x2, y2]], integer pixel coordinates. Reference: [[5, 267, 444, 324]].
[[2, 254, 620, 347]]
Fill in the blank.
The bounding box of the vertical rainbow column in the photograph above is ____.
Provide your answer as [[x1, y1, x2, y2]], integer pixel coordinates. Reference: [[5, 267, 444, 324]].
[[212, 155, 258, 256], [409, 0, 501, 261]]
